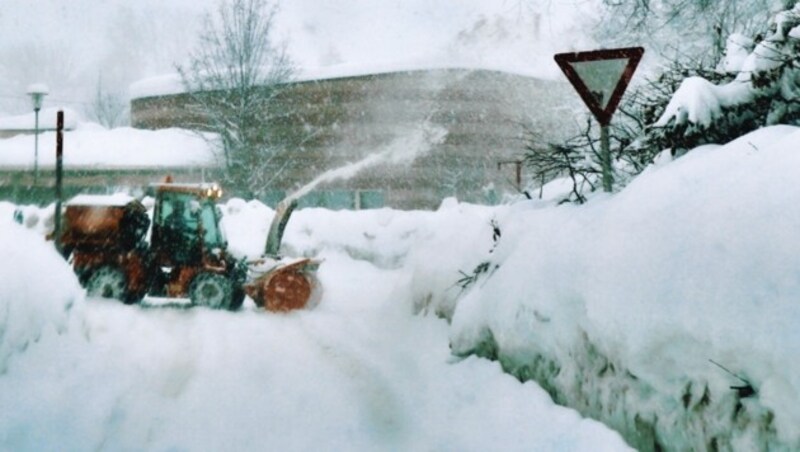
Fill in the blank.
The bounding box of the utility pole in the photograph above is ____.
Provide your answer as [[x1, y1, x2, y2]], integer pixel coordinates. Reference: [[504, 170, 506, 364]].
[[497, 159, 523, 192], [54, 110, 64, 251]]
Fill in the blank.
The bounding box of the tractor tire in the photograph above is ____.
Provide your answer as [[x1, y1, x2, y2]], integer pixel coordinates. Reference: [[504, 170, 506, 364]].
[[86, 266, 128, 302], [189, 273, 234, 310], [124, 290, 145, 305], [231, 286, 246, 311]]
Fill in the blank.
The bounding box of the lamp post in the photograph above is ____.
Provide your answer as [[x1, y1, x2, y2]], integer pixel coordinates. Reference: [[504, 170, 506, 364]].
[[26, 83, 49, 186]]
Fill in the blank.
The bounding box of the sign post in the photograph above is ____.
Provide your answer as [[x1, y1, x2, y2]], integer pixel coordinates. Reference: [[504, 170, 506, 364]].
[[54, 110, 64, 251], [554, 47, 644, 192]]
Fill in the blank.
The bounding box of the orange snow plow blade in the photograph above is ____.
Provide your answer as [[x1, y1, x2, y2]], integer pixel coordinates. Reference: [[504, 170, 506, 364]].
[[245, 258, 322, 312]]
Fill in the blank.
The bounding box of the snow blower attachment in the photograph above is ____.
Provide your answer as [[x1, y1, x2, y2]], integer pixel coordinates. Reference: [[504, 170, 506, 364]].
[[244, 198, 322, 311], [58, 181, 321, 312]]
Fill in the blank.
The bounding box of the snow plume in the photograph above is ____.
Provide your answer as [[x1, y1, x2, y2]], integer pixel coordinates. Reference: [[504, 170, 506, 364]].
[[287, 121, 447, 202]]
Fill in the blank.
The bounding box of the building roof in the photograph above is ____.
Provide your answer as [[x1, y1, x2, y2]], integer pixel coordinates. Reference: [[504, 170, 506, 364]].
[[0, 107, 79, 131], [129, 63, 557, 100]]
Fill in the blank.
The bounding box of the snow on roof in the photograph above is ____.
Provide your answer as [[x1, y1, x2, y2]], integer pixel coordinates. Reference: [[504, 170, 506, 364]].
[[66, 193, 136, 206], [0, 107, 80, 131], [0, 125, 216, 169], [129, 60, 557, 100], [25, 83, 49, 95]]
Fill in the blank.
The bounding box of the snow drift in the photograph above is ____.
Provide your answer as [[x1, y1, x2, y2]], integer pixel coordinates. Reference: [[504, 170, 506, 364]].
[[407, 125, 800, 450], [4, 125, 800, 450], [0, 200, 631, 451], [0, 203, 83, 373], [0, 124, 214, 168]]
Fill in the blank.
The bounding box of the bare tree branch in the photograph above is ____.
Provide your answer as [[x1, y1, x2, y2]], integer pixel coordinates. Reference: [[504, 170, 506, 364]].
[[177, 0, 297, 199]]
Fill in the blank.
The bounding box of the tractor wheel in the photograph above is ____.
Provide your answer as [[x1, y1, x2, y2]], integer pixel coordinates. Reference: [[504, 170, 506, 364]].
[[86, 266, 128, 301], [189, 273, 234, 310], [124, 290, 145, 305], [231, 286, 246, 310]]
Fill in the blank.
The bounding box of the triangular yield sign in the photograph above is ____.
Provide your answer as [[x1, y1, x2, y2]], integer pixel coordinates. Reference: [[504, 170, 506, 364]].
[[554, 47, 644, 126]]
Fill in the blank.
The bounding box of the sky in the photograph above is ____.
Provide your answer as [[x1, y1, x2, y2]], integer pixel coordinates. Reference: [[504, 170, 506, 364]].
[[0, 0, 595, 117]]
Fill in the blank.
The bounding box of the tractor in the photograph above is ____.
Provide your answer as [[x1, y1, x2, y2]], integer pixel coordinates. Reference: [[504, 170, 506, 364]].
[[58, 181, 320, 311]]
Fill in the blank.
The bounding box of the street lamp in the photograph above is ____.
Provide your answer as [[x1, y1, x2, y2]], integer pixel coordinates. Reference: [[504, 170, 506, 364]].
[[26, 83, 49, 185]]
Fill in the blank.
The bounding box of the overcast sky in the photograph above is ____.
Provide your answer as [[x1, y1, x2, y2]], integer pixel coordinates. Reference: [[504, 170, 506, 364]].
[[0, 0, 593, 117]]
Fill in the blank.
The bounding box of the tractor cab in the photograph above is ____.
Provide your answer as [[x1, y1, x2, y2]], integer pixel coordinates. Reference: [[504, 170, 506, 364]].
[[150, 184, 226, 266], [148, 181, 245, 306]]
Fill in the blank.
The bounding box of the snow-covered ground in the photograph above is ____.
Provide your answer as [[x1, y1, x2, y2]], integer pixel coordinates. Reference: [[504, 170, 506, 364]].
[[418, 125, 800, 450], [3, 0, 800, 448], [3, 123, 800, 450], [0, 200, 630, 451]]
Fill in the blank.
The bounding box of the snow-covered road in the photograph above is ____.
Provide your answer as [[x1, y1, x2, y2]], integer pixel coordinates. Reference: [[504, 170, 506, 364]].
[[0, 245, 630, 451]]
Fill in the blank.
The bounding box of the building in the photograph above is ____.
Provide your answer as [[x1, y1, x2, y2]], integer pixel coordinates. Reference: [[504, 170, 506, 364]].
[[131, 67, 578, 209]]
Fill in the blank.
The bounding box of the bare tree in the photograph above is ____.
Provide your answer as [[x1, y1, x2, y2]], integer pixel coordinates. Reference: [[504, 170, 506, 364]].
[[596, 0, 788, 66], [87, 76, 128, 128], [523, 124, 600, 204], [177, 0, 296, 198], [521, 76, 661, 203]]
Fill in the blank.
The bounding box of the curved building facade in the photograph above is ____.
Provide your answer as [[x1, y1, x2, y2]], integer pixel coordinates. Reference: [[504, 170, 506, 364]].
[[131, 68, 577, 209]]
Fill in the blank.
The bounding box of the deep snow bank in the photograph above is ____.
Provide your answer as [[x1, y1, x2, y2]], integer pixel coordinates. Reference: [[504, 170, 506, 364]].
[[0, 203, 84, 372], [411, 126, 800, 450], [0, 199, 632, 451], [219, 196, 505, 276], [0, 124, 214, 168], [220, 197, 433, 266]]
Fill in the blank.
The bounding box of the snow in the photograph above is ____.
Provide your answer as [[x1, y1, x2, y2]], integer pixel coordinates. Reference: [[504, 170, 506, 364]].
[[0, 107, 80, 131], [128, 73, 184, 99], [67, 194, 136, 207], [0, 124, 215, 169], [655, 6, 798, 131], [717, 33, 754, 74], [0, 201, 631, 451], [286, 121, 447, 203], [4, 1, 800, 447], [0, 210, 83, 374], [435, 125, 800, 448], [130, 59, 559, 100], [25, 83, 49, 95], [6, 123, 800, 448], [655, 76, 752, 128]]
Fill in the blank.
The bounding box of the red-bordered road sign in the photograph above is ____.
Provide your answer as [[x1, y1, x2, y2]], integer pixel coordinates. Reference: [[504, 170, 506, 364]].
[[554, 47, 644, 126]]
